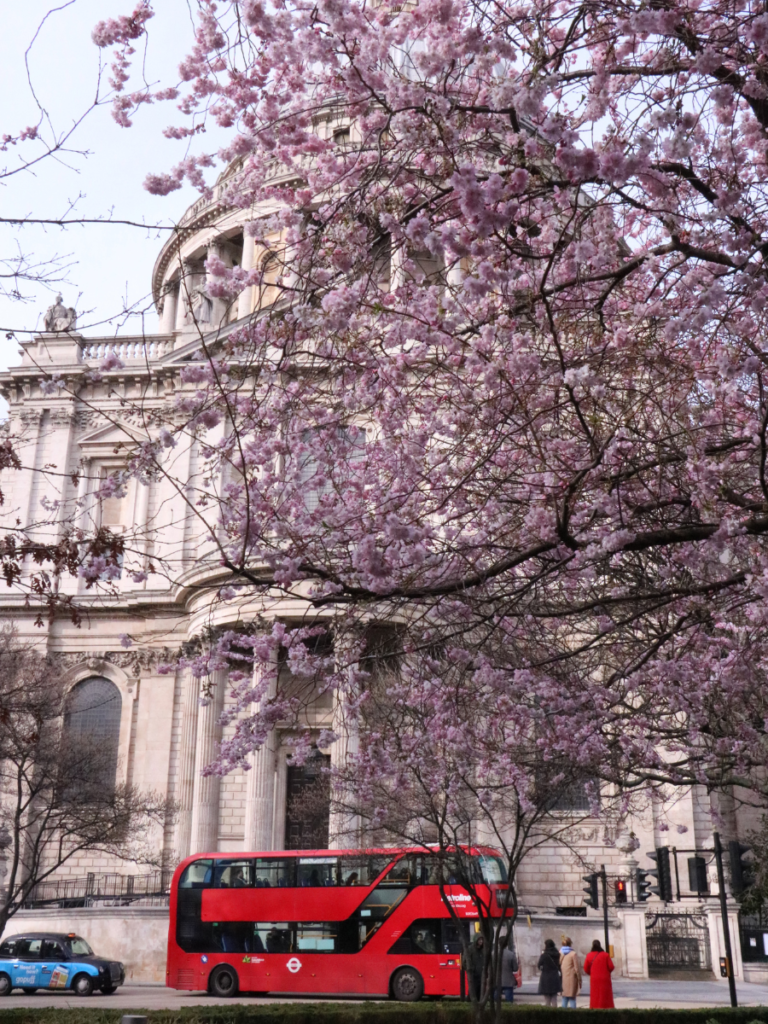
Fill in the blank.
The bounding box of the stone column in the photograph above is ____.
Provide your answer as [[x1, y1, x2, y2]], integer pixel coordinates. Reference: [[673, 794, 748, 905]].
[[176, 261, 194, 331], [205, 241, 226, 327], [17, 411, 43, 528], [327, 638, 361, 849], [174, 671, 201, 861], [134, 477, 151, 582], [271, 747, 288, 851], [237, 235, 257, 320], [446, 258, 464, 290], [390, 243, 406, 290], [243, 652, 279, 852], [160, 282, 178, 334], [190, 670, 226, 854]]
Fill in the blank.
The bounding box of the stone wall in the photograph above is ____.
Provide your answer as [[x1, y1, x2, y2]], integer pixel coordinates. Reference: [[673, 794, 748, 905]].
[[512, 914, 623, 984], [6, 906, 170, 984]]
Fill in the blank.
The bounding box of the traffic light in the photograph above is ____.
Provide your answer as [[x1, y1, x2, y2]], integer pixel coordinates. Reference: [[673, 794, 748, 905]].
[[636, 867, 652, 902], [728, 841, 754, 897], [647, 847, 673, 902], [614, 879, 627, 905], [582, 872, 599, 909]]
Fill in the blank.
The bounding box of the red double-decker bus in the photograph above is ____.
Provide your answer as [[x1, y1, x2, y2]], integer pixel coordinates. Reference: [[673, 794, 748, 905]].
[[166, 846, 513, 999]]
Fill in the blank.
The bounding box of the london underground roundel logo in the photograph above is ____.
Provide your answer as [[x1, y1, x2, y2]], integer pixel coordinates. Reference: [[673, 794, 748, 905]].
[[287, 957, 302, 974]]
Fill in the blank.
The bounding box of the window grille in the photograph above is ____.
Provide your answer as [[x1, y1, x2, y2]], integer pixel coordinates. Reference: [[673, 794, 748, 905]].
[[548, 779, 595, 813]]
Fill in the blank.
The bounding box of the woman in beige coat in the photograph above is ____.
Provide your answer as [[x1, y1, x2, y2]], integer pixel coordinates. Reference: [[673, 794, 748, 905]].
[[560, 939, 582, 1008]]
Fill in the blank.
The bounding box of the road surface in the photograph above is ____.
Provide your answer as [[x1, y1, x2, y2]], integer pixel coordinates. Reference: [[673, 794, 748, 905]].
[[3, 977, 768, 1010]]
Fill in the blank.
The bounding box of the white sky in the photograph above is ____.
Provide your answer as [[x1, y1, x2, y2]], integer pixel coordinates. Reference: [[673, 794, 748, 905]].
[[0, 1, 225, 375]]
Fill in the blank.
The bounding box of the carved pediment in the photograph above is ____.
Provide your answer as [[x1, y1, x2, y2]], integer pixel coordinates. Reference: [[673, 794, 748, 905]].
[[77, 419, 148, 459]]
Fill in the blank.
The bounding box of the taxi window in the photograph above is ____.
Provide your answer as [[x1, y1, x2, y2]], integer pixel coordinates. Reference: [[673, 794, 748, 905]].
[[0, 938, 22, 957], [25, 939, 43, 958], [42, 940, 66, 959], [69, 938, 93, 956]]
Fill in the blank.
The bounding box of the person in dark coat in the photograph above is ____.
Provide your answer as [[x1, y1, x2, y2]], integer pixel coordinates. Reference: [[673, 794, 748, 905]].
[[499, 934, 519, 1002], [538, 938, 562, 1007], [463, 934, 486, 1002], [584, 939, 615, 1009]]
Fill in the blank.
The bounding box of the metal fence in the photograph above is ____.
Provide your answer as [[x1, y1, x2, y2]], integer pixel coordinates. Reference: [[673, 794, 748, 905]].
[[24, 870, 173, 909], [646, 911, 712, 972]]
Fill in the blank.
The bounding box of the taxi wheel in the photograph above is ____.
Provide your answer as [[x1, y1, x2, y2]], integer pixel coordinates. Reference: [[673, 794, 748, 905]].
[[209, 965, 238, 998], [392, 967, 424, 1002], [0, 972, 11, 997], [72, 973, 94, 997]]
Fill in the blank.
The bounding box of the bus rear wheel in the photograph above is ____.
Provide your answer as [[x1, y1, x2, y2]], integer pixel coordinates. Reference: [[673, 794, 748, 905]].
[[209, 965, 239, 998], [392, 967, 424, 1002]]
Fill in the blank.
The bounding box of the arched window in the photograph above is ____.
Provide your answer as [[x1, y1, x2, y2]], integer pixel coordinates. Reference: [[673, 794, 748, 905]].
[[63, 677, 122, 786]]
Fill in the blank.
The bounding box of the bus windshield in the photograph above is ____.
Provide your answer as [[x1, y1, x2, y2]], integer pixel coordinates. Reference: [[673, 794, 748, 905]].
[[477, 855, 508, 884]]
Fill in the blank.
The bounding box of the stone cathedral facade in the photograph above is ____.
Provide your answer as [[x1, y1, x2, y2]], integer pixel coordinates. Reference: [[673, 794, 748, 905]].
[[0, 156, 761, 985]]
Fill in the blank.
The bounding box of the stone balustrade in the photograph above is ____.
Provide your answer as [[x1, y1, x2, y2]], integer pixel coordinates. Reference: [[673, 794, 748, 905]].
[[80, 337, 175, 364]]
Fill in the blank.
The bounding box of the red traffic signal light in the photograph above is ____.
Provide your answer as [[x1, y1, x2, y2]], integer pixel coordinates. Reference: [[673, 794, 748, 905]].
[[615, 879, 627, 904]]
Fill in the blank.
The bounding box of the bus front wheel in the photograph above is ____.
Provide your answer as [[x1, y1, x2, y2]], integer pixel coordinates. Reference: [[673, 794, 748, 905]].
[[209, 965, 239, 998], [392, 967, 424, 1002]]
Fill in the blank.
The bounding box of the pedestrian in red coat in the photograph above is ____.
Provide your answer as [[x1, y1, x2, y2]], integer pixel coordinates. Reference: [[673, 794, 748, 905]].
[[584, 940, 615, 1008]]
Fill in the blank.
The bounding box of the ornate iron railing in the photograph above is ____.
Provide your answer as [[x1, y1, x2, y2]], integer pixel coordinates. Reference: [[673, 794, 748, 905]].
[[646, 911, 712, 972]]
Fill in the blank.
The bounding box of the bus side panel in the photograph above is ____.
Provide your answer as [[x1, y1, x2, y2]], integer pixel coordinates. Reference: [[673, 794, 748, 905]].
[[202, 888, 366, 922], [237, 952, 367, 995]]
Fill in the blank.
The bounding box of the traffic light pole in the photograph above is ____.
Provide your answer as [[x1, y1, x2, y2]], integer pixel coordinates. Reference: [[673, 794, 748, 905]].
[[601, 865, 609, 954], [713, 831, 738, 1008]]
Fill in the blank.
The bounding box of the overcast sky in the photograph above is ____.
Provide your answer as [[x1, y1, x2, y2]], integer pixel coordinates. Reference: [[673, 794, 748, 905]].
[[0, 1, 224, 376]]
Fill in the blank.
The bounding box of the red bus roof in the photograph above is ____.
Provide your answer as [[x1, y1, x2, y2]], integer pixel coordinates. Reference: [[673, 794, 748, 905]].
[[171, 844, 504, 883], [178, 844, 501, 862]]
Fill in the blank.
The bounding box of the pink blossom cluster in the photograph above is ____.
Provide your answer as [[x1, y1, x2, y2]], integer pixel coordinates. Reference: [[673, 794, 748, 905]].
[[97, 0, 768, 839]]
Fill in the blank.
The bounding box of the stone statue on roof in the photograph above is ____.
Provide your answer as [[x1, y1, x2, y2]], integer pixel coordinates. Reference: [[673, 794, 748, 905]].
[[43, 294, 77, 333]]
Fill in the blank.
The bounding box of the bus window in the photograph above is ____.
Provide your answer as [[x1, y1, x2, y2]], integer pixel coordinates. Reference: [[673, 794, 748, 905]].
[[359, 885, 408, 919], [254, 858, 295, 887], [214, 859, 254, 888], [176, 889, 214, 952], [387, 919, 441, 954], [179, 859, 213, 889], [385, 859, 411, 884], [296, 922, 337, 951], [253, 923, 292, 953], [297, 857, 338, 887], [338, 855, 394, 886], [370, 855, 396, 882], [442, 919, 469, 954], [477, 855, 508, 884], [212, 921, 252, 953]]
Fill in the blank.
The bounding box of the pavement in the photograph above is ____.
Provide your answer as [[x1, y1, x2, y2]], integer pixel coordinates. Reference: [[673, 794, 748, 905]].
[[2, 978, 768, 1011]]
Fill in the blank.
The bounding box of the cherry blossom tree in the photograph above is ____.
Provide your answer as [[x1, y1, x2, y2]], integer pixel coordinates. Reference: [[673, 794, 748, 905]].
[[88, 0, 768, 790], [53, 0, 768, 1006]]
